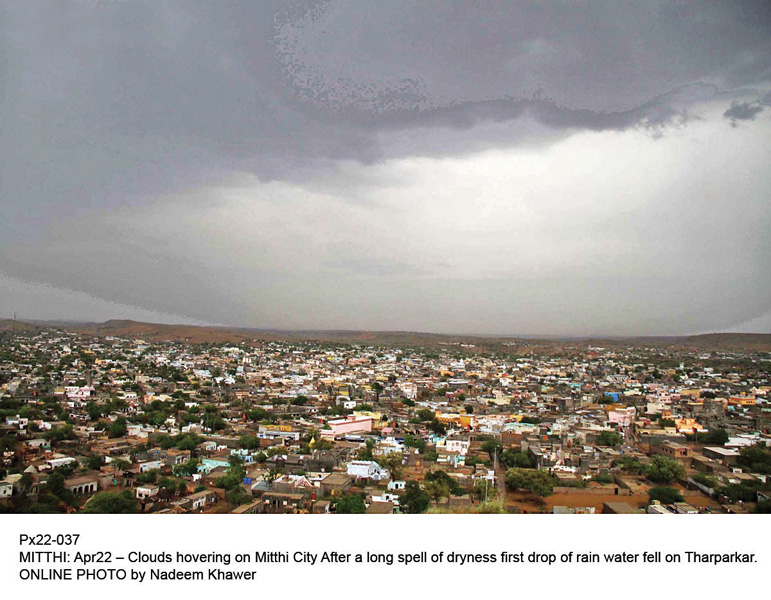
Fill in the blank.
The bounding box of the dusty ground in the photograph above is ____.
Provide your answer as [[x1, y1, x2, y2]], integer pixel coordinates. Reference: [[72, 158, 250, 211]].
[[503, 484, 720, 513]]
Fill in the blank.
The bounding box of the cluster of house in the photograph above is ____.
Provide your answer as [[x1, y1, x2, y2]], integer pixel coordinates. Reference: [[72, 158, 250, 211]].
[[1, 329, 769, 513]]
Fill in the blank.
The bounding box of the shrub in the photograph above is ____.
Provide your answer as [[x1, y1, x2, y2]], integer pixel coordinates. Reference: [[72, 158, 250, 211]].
[[648, 486, 684, 505]]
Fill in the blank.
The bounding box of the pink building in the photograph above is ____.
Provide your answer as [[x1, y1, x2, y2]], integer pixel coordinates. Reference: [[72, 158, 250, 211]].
[[608, 406, 636, 427], [321, 415, 373, 438]]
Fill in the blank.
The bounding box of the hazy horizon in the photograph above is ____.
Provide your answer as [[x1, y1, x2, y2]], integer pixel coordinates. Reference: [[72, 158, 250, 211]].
[[5, 312, 771, 340], [2, 2, 770, 336]]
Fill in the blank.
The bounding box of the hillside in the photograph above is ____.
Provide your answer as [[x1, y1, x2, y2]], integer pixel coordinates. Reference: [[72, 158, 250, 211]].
[[72, 320, 266, 344], [0, 319, 46, 334], [3, 318, 771, 351]]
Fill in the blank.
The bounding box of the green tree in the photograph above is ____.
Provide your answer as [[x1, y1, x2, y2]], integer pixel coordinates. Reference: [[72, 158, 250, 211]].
[[172, 458, 200, 477], [424, 478, 450, 501], [402, 481, 430, 514], [35, 472, 74, 511], [238, 435, 260, 450], [358, 438, 376, 461], [648, 486, 684, 504], [428, 419, 446, 435], [45, 424, 76, 444], [504, 468, 555, 497], [519, 416, 540, 425], [501, 449, 534, 469], [108, 417, 127, 439], [597, 431, 623, 446], [112, 458, 132, 472], [19, 472, 34, 493], [471, 478, 497, 502], [381, 453, 404, 480], [692, 473, 718, 489], [481, 439, 502, 459], [614, 456, 645, 475], [336, 492, 366, 514], [157, 434, 176, 450], [216, 473, 243, 491], [425, 470, 461, 496], [265, 468, 282, 485], [699, 428, 729, 446], [416, 408, 435, 422], [645, 455, 685, 484], [226, 486, 251, 506], [311, 437, 334, 451], [85, 454, 104, 471], [83, 491, 139, 514], [136, 470, 159, 484], [737, 445, 771, 475], [86, 402, 103, 421], [176, 433, 202, 452], [717, 483, 763, 503], [247, 407, 270, 422], [403, 434, 426, 453]]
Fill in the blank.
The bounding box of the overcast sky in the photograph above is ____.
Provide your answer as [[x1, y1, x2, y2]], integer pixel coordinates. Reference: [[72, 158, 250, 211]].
[[2, 1, 770, 335]]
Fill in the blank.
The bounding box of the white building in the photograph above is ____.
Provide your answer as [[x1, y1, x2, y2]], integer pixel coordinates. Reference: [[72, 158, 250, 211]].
[[347, 460, 390, 481], [136, 484, 160, 500], [439, 436, 470, 455]]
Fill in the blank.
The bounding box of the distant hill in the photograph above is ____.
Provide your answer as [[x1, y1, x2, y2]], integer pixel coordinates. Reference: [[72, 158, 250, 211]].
[[661, 333, 771, 352], [72, 320, 264, 344], [0, 319, 45, 334], [3, 318, 771, 351], [75, 321, 481, 347]]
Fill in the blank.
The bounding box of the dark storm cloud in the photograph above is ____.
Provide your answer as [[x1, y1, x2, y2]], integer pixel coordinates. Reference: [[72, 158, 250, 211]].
[[724, 101, 765, 124], [3, 1, 770, 221]]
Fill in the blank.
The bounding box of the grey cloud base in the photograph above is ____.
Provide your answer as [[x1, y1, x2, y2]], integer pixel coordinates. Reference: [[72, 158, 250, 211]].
[[1, 1, 770, 334]]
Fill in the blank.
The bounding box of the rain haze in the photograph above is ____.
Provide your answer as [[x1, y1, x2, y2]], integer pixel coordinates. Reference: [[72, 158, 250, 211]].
[[2, 0, 771, 336]]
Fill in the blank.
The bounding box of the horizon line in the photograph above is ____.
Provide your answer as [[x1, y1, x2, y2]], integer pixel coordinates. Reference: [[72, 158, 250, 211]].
[[4, 316, 771, 340]]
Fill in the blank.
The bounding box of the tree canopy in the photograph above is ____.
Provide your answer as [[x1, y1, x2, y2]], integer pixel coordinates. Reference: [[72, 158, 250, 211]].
[[504, 468, 555, 497], [597, 431, 623, 446], [648, 486, 684, 505], [501, 448, 534, 469], [401, 481, 431, 513], [83, 491, 139, 514], [336, 493, 366, 514], [645, 455, 685, 484]]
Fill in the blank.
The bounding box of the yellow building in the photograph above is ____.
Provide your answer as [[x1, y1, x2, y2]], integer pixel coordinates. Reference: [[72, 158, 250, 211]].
[[674, 418, 706, 433], [434, 412, 475, 429], [354, 410, 386, 429], [729, 396, 756, 406]]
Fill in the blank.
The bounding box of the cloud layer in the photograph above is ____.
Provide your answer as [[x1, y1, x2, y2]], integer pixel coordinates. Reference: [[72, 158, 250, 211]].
[[2, 1, 770, 334]]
